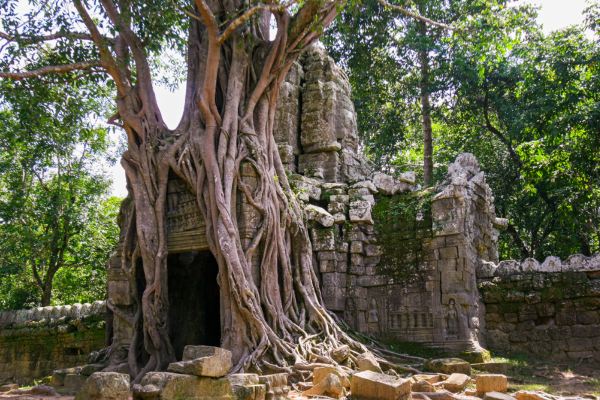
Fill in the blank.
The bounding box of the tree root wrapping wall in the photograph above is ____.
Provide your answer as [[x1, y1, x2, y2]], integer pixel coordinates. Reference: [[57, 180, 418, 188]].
[[0, 301, 106, 384], [477, 256, 600, 361]]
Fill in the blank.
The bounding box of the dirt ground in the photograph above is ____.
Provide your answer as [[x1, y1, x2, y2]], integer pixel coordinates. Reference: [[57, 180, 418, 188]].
[[504, 358, 600, 397]]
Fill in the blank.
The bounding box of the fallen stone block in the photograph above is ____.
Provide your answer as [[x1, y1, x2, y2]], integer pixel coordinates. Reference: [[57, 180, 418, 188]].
[[64, 373, 88, 389], [412, 375, 440, 384], [134, 372, 264, 400], [476, 374, 507, 396], [471, 363, 508, 375], [330, 345, 350, 363], [313, 366, 351, 388], [424, 358, 471, 375], [443, 373, 470, 393], [513, 391, 554, 400], [412, 380, 436, 392], [10, 385, 58, 396], [305, 205, 334, 227], [303, 373, 344, 399], [357, 351, 383, 373], [82, 363, 108, 376], [168, 345, 232, 377], [483, 391, 514, 400], [350, 370, 411, 400], [0, 384, 18, 392], [74, 372, 130, 400], [259, 373, 289, 400]]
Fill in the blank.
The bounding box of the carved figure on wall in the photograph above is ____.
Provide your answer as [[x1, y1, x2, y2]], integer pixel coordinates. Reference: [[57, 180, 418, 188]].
[[446, 298, 459, 337], [368, 298, 380, 334]]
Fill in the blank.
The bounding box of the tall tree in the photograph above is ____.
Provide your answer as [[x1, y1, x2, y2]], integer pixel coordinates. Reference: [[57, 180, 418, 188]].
[[0, 78, 119, 307], [322, 0, 529, 184]]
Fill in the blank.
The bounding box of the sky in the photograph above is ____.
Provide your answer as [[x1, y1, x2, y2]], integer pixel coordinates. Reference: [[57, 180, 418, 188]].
[[108, 0, 596, 197]]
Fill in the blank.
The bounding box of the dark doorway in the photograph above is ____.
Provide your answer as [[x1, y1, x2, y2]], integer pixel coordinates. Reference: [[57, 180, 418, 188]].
[[168, 250, 221, 361]]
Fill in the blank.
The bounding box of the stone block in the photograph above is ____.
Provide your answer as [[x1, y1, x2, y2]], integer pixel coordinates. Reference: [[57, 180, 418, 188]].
[[411, 380, 435, 392], [356, 351, 382, 373], [330, 346, 350, 364], [313, 366, 351, 388], [74, 372, 130, 400], [423, 358, 470, 375], [567, 337, 593, 352], [350, 370, 411, 400], [167, 346, 232, 377], [483, 392, 514, 400], [443, 373, 470, 393], [439, 247, 458, 259], [476, 374, 507, 396], [0, 384, 18, 392], [303, 373, 343, 399], [82, 363, 108, 376]]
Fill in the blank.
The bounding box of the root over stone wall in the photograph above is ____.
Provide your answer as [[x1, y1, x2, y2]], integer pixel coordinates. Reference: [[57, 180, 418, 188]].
[[0, 301, 106, 384]]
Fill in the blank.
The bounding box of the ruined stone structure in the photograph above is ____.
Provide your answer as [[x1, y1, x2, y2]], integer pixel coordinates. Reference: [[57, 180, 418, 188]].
[[104, 45, 497, 363], [4, 44, 600, 386], [478, 255, 600, 361], [0, 302, 106, 384]]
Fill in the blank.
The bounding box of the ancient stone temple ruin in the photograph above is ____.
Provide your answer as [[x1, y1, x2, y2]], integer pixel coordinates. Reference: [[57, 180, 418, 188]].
[[104, 44, 497, 363], [1, 44, 599, 386]]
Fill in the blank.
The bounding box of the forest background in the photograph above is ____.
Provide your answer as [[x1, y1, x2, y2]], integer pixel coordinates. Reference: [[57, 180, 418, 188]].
[[0, 0, 598, 311]]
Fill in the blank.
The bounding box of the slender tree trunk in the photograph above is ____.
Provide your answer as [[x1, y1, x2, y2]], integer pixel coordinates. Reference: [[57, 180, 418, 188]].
[[41, 285, 52, 307], [419, 14, 433, 185]]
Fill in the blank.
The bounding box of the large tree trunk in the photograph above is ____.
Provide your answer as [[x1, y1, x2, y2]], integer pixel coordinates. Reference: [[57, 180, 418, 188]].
[[419, 9, 433, 185]]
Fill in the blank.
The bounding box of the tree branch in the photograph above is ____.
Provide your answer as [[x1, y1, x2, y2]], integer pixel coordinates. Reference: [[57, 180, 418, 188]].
[[219, 0, 301, 45], [0, 60, 103, 80], [374, 0, 462, 32], [0, 31, 115, 45], [483, 91, 522, 169]]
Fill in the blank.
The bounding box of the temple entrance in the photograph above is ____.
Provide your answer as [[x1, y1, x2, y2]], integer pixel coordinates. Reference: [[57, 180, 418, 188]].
[[167, 250, 221, 361]]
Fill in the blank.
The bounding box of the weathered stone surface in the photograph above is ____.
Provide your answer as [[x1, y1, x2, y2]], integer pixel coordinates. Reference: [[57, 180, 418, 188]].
[[423, 359, 471, 375], [330, 345, 350, 363], [476, 374, 507, 395], [74, 372, 130, 400], [443, 373, 470, 393], [313, 366, 351, 388], [9, 385, 58, 396], [483, 392, 515, 400], [82, 363, 108, 376], [350, 370, 411, 400], [305, 205, 335, 227], [0, 384, 18, 392], [512, 391, 554, 400], [304, 373, 344, 399], [356, 351, 383, 373], [411, 380, 435, 392], [372, 173, 396, 195], [135, 372, 264, 400], [258, 373, 288, 400], [167, 346, 232, 377], [412, 375, 439, 384]]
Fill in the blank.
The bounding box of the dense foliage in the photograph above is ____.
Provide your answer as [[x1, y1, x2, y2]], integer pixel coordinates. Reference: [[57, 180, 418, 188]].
[[324, 1, 600, 261], [0, 77, 121, 310]]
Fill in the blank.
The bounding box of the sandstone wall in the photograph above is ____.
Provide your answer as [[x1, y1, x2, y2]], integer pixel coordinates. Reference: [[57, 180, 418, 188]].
[[293, 153, 502, 357], [0, 301, 106, 384], [477, 255, 600, 361]]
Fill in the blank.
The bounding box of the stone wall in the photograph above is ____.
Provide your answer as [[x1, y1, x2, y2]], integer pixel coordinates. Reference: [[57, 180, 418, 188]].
[[477, 255, 600, 361], [291, 153, 504, 358], [0, 301, 106, 384]]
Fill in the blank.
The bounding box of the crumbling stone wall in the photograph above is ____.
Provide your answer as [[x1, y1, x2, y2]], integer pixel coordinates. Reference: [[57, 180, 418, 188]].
[[477, 255, 600, 361], [0, 301, 106, 384], [291, 153, 503, 357]]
